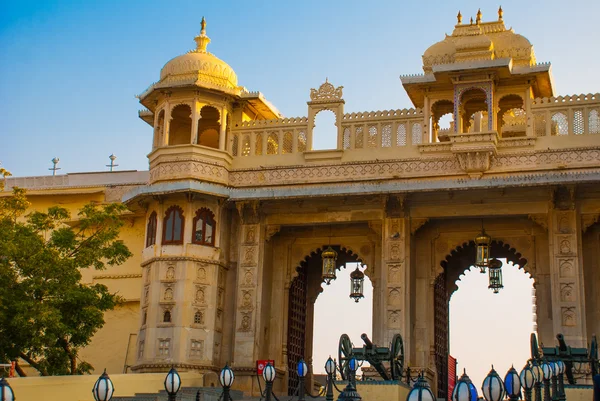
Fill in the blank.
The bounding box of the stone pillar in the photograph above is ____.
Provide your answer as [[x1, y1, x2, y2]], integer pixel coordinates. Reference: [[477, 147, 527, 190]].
[[548, 188, 587, 347], [219, 108, 228, 151], [163, 103, 171, 146], [191, 100, 200, 144]]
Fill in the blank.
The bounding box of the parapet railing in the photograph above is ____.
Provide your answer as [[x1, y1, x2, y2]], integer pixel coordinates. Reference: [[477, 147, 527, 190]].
[[531, 93, 600, 137]]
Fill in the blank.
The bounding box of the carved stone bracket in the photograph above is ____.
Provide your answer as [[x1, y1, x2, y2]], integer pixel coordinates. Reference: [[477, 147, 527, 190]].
[[581, 214, 600, 233], [552, 185, 576, 210], [410, 218, 429, 235], [236, 200, 260, 224], [450, 131, 499, 178], [528, 214, 548, 231], [265, 225, 281, 242], [385, 194, 405, 218]]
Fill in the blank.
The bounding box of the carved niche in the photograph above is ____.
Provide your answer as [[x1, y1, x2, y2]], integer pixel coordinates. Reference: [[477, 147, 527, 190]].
[[388, 310, 401, 328], [196, 263, 207, 282], [558, 237, 572, 255], [388, 288, 402, 306], [241, 290, 253, 310], [560, 283, 575, 302], [239, 311, 252, 332], [242, 269, 254, 287], [388, 263, 402, 284], [559, 259, 574, 278], [561, 307, 576, 327], [242, 246, 257, 266]]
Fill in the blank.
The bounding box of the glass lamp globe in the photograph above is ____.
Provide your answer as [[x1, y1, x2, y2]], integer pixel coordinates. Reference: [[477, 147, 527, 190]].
[[219, 364, 235, 388], [407, 375, 436, 401], [520, 365, 535, 391], [504, 366, 521, 398], [263, 362, 276, 383], [556, 360, 565, 375], [482, 365, 504, 401], [453, 369, 478, 401], [325, 357, 336, 376], [530, 361, 543, 384], [164, 367, 181, 395], [0, 377, 15, 401], [541, 362, 552, 380], [349, 358, 358, 373], [92, 369, 115, 401], [297, 359, 308, 378]]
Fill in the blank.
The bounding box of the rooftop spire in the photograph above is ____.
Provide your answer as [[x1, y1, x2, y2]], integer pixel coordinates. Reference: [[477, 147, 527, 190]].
[[498, 5, 503, 21], [457, 10, 462, 25], [476, 8, 482, 25], [194, 17, 211, 53]]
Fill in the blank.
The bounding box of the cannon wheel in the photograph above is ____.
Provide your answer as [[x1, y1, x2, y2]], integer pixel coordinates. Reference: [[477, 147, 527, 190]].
[[390, 334, 405, 381], [338, 334, 353, 380]]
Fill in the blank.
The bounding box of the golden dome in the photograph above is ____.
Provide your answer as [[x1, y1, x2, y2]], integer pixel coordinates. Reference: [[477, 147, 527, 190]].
[[422, 9, 536, 73], [159, 18, 238, 91]]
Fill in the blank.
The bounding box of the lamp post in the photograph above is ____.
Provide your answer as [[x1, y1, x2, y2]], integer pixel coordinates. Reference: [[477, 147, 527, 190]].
[[520, 364, 535, 401], [164, 367, 181, 401], [406, 374, 435, 401], [550, 362, 558, 401], [322, 246, 338, 285], [504, 365, 521, 401], [92, 369, 114, 401], [541, 361, 552, 401], [452, 369, 478, 401], [325, 357, 336, 401], [0, 377, 15, 401], [555, 360, 565, 401], [482, 365, 504, 401], [297, 359, 308, 401], [531, 360, 543, 401], [263, 362, 276, 401], [219, 364, 234, 401], [337, 357, 361, 401], [349, 266, 365, 303]]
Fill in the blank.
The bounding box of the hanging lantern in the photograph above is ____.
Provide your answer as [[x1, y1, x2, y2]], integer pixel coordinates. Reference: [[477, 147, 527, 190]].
[[321, 246, 338, 285], [349, 266, 365, 303], [475, 228, 492, 273], [488, 258, 504, 294]]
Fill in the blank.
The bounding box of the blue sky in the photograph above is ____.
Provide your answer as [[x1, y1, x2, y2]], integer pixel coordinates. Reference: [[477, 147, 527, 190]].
[[1, 0, 599, 175], [0, 0, 598, 388]]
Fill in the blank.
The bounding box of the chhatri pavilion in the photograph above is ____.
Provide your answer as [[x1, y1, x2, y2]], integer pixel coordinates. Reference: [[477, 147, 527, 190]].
[[3, 8, 600, 400]]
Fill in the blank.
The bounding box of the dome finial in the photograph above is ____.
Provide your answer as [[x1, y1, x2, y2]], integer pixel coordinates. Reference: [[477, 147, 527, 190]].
[[194, 17, 211, 53], [476, 8, 482, 25], [457, 10, 462, 25], [498, 5, 503, 21]]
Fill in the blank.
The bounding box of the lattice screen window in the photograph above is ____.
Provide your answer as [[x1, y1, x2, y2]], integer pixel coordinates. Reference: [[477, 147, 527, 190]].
[[355, 127, 364, 148], [232, 134, 239, 156], [255, 133, 263, 155], [534, 113, 546, 137], [411, 123, 422, 144], [381, 124, 392, 147], [551, 112, 568, 136], [267, 133, 279, 154], [589, 109, 600, 134], [397, 124, 407, 146], [282, 132, 293, 154], [194, 311, 204, 324], [190, 340, 203, 358], [138, 340, 144, 359], [158, 338, 170, 356], [368, 126, 378, 148], [241, 135, 251, 156], [343, 128, 351, 149], [573, 110, 584, 135], [297, 131, 307, 152]]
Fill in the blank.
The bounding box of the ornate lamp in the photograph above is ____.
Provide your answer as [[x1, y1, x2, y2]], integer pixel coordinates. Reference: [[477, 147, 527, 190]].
[[452, 369, 478, 401], [487, 258, 504, 294], [0, 377, 15, 401], [324, 357, 336, 401], [549, 362, 558, 401], [520, 364, 535, 401], [555, 360, 566, 401], [263, 362, 276, 401], [219, 364, 235, 401], [475, 228, 492, 273], [338, 357, 361, 401], [481, 365, 504, 401], [164, 367, 181, 401], [530, 360, 543, 401], [92, 369, 115, 401], [504, 365, 521, 401], [406, 374, 436, 401], [322, 246, 338, 285], [349, 266, 365, 302], [297, 359, 308, 401], [541, 361, 552, 401]]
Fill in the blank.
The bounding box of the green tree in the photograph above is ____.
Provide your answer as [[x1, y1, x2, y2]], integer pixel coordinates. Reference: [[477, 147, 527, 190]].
[[0, 169, 132, 376]]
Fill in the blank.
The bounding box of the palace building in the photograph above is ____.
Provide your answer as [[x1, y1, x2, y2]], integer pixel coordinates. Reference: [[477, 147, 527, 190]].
[[4, 9, 600, 398]]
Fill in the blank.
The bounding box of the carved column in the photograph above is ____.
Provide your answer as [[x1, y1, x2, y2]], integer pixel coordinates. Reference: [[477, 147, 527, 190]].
[[191, 100, 200, 144], [163, 103, 171, 146], [233, 202, 264, 367], [219, 108, 228, 151], [548, 187, 587, 347]]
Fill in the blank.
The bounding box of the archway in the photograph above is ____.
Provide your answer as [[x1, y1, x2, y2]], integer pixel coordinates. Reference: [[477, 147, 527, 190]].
[[434, 240, 531, 399], [312, 110, 337, 150], [287, 245, 372, 395]]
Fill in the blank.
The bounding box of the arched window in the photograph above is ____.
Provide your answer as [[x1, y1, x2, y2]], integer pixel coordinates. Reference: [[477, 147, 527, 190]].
[[146, 211, 157, 247], [192, 208, 216, 246], [163, 310, 172, 323], [162, 206, 184, 245]]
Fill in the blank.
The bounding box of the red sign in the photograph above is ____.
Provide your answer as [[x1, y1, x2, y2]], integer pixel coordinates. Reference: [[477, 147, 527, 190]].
[[256, 360, 275, 375], [448, 355, 457, 401]]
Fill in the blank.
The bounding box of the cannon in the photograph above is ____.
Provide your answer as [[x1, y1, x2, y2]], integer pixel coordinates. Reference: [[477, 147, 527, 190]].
[[338, 333, 404, 381], [530, 332, 599, 384]]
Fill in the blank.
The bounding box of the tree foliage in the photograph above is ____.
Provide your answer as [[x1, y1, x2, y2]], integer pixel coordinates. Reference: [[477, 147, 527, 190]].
[[0, 170, 132, 376]]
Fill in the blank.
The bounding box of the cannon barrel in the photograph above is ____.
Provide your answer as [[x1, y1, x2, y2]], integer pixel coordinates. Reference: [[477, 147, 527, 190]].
[[361, 333, 374, 349], [557, 333, 568, 352]]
